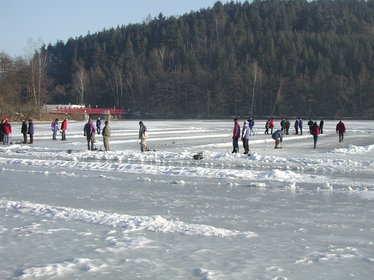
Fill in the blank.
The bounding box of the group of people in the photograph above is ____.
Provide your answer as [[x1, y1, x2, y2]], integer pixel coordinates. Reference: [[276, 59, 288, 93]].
[[0, 118, 34, 145], [83, 118, 111, 151], [232, 117, 346, 152], [51, 118, 68, 140], [82, 118, 148, 152], [1, 116, 347, 154]]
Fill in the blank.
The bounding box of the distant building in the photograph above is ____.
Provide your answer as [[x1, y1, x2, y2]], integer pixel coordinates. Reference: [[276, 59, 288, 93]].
[[43, 104, 85, 113]]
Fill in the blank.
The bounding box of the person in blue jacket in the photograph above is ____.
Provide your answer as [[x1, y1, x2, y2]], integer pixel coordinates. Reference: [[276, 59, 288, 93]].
[[51, 118, 59, 140], [299, 118, 303, 135], [27, 119, 34, 144], [247, 117, 255, 135], [272, 129, 283, 149]]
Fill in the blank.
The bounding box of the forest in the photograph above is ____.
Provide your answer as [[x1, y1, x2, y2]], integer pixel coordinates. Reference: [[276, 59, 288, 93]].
[[1, 0, 374, 119]]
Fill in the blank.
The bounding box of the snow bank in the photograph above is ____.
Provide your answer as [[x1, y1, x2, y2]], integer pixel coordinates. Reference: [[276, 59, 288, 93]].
[[0, 199, 257, 239]]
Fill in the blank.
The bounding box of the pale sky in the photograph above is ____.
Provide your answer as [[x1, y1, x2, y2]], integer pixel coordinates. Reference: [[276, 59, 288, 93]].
[[1, 0, 240, 57]]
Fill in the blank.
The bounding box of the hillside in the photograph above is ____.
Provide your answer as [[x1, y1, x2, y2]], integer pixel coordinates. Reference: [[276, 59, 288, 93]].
[[46, 0, 374, 118]]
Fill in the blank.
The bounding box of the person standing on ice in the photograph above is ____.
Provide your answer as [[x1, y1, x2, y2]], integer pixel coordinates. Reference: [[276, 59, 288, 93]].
[[51, 118, 59, 140], [102, 120, 111, 151], [21, 120, 28, 144], [241, 120, 250, 154], [96, 117, 101, 134], [285, 119, 290, 135], [272, 129, 283, 149], [84, 118, 96, 150], [232, 118, 240, 153], [269, 118, 275, 134], [299, 118, 303, 135], [0, 119, 4, 143], [27, 119, 34, 144], [319, 118, 324, 134], [2, 118, 11, 145], [294, 118, 299, 135], [139, 121, 148, 152], [60, 118, 67, 140], [311, 122, 320, 149], [265, 119, 270, 134], [307, 118, 314, 134], [280, 117, 286, 132], [336, 120, 346, 143], [247, 117, 255, 135]]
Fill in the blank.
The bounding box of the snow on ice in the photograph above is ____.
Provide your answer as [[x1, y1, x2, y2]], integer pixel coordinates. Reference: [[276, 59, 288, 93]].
[[0, 119, 373, 279]]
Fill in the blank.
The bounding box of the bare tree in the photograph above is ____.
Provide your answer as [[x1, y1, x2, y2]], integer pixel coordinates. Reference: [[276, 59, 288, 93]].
[[249, 61, 258, 116], [107, 66, 124, 108], [72, 65, 88, 105], [28, 49, 48, 107], [22, 39, 49, 113], [271, 79, 283, 117]]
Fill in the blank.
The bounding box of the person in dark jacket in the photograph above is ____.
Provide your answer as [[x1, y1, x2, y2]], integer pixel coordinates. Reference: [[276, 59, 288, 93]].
[[265, 119, 270, 134], [319, 119, 324, 134], [84, 118, 96, 150], [311, 122, 320, 148], [307, 118, 314, 134], [0, 119, 4, 142], [96, 117, 101, 134], [336, 120, 346, 142], [21, 120, 28, 144], [27, 119, 34, 144], [280, 118, 286, 132], [285, 119, 290, 135], [232, 118, 240, 153]]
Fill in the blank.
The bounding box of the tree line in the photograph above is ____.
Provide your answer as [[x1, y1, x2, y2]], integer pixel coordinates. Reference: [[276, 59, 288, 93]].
[[1, 0, 374, 120]]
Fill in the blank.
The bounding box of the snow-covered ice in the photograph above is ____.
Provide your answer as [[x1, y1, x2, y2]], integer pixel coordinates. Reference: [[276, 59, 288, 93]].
[[0, 119, 373, 279]]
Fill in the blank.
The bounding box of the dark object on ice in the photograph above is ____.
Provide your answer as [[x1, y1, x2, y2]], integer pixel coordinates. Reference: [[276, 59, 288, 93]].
[[67, 149, 72, 154], [193, 152, 204, 160]]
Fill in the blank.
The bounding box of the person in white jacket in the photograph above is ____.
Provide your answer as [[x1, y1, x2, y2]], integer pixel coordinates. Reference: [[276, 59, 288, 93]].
[[241, 120, 250, 154]]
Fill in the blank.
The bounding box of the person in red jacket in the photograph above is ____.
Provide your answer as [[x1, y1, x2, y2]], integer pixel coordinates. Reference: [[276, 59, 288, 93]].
[[269, 118, 275, 134], [336, 120, 346, 143], [232, 118, 241, 153], [2, 118, 12, 145], [311, 122, 320, 148], [60, 118, 67, 141]]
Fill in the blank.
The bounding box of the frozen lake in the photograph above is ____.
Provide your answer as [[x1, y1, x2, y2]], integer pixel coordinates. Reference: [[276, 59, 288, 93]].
[[0, 119, 373, 279]]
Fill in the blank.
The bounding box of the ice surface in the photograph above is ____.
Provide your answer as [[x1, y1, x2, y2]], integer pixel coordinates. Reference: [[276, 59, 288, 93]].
[[0, 119, 373, 279]]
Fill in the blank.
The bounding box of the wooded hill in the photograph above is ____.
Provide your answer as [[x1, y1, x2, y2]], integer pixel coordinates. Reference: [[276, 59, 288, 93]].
[[46, 0, 374, 118]]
